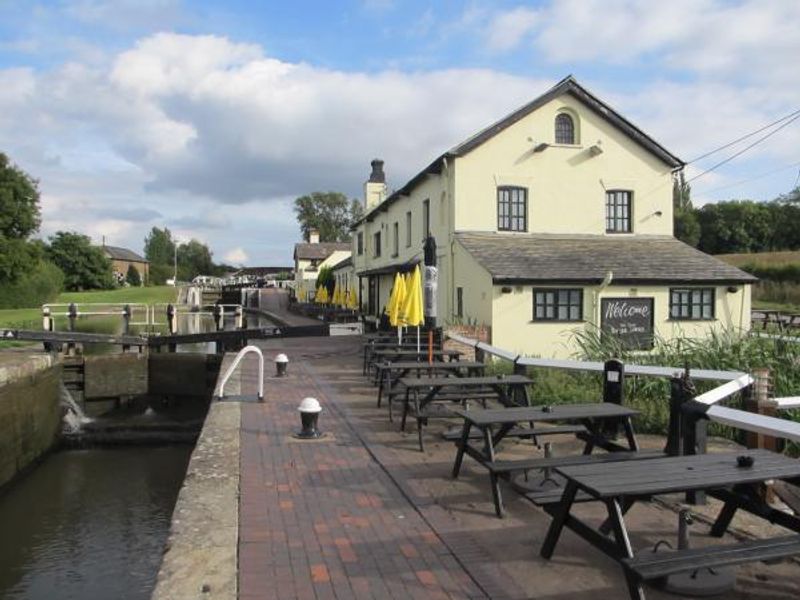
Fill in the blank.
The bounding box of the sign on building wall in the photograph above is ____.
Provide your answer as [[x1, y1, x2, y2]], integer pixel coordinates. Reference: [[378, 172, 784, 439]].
[[600, 297, 654, 350]]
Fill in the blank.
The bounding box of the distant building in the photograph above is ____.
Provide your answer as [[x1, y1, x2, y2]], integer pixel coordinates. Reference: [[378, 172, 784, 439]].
[[293, 229, 351, 294], [232, 266, 294, 279], [351, 75, 755, 358], [102, 245, 149, 285]]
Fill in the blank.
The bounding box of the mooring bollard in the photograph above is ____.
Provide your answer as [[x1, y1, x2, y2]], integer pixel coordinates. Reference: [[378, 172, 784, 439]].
[[275, 353, 289, 377], [295, 397, 322, 439], [42, 306, 52, 332]]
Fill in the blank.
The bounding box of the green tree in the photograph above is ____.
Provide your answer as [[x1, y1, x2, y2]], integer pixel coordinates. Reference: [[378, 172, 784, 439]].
[[144, 226, 176, 265], [696, 200, 773, 254], [46, 231, 114, 291], [294, 192, 363, 242], [176, 239, 214, 280], [315, 264, 335, 295], [0, 152, 41, 239], [126, 264, 142, 287], [672, 172, 700, 246]]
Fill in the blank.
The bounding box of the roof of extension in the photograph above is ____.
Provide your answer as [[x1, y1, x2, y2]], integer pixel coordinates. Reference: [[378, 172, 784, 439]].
[[330, 255, 353, 271], [293, 242, 351, 261], [356, 75, 685, 226], [102, 245, 148, 262], [455, 232, 756, 285]]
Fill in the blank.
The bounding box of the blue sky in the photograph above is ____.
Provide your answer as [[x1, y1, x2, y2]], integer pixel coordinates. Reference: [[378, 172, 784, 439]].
[[1, 0, 798, 265]]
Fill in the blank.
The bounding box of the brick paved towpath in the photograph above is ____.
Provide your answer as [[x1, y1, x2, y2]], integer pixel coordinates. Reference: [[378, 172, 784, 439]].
[[234, 333, 800, 600]]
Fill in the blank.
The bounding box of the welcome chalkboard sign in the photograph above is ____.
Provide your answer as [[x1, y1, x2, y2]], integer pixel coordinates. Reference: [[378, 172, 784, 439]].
[[600, 297, 654, 350]]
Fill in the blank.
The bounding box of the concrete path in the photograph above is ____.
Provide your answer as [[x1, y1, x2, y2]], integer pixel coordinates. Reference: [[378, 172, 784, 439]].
[[237, 335, 800, 600], [257, 288, 321, 327]]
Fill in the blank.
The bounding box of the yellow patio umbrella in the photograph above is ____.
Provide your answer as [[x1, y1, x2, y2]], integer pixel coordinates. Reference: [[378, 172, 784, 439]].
[[316, 285, 329, 304], [348, 283, 359, 310], [400, 265, 424, 352], [332, 281, 340, 306], [297, 283, 305, 302], [386, 272, 407, 343]]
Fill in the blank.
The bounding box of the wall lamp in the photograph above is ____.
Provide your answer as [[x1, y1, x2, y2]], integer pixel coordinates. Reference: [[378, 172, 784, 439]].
[[588, 141, 603, 156]]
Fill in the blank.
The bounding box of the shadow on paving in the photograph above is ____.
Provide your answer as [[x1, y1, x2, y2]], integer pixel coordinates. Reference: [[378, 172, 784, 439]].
[[246, 334, 800, 600]]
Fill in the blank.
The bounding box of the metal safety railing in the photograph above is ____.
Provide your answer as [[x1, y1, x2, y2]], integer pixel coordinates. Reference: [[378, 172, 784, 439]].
[[42, 301, 245, 335], [446, 332, 800, 444], [216, 345, 264, 401]]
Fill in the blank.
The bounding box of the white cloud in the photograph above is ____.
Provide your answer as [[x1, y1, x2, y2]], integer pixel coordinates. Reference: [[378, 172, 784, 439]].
[[223, 247, 249, 265], [3, 9, 798, 262], [484, 7, 539, 53], [482, 0, 800, 88]]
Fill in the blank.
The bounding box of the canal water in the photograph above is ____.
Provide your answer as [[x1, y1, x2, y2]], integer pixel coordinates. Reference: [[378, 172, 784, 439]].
[[0, 301, 274, 599], [0, 445, 192, 600]]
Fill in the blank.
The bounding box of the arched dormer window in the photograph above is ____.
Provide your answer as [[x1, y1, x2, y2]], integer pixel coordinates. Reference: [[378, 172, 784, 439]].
[[555, 113, 575, 144]]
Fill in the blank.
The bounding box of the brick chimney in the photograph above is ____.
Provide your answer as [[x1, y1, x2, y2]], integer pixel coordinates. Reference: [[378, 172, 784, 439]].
[[364, 159, 387, 211], [309, 229, 320, 244]]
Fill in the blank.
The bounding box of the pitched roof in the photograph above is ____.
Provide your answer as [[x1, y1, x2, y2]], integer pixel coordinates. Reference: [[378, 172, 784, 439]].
[[102, 245, 147, 262], [455, 232, 756, 285], [293, 242, 351, 261], [356, 75, 684, 226], [330, 255, 353, 271]]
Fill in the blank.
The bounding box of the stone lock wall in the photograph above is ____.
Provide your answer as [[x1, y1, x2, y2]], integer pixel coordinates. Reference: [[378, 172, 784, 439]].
[[0, 355, 61, 489]]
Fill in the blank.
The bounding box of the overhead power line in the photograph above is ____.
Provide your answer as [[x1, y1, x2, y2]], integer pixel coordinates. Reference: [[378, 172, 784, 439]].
[[687, 107, 800, 164], [696, 159, 800, 195], [686, 112, 800, 184]]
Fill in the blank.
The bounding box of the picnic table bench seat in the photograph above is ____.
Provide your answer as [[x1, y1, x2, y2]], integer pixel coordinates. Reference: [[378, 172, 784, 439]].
[[440, 423, 587, 443], [622, 534, 800, 582]]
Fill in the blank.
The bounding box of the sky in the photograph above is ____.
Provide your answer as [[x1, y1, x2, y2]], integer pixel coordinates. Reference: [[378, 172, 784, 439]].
[[0, 0, 798, 266]]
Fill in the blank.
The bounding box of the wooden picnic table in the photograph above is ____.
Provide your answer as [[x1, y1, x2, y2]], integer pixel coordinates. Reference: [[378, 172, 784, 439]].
[[368, 348, 460, 377], [751, 308, 785, 330], [375, 360, 486, 407], [361, 340, 444, 374], [398, 374, 532, 451], [450, 403, 641, 517], [541, 449, 800, 600]]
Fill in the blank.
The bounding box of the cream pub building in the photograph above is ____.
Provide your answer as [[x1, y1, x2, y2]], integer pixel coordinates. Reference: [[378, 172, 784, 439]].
[[351, 76, 755, 358]]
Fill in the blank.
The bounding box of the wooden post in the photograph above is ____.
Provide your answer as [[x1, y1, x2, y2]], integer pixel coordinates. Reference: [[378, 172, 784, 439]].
[[235, 305, 244, 329], [42, 306, 53, 352], [745, 368, 778, 503], [67, 303, 78, 356], [474, 346, 485, 364], [602, 359, 624, 438], [121, 304, 131, 353], [665, 375, 687, 456], [513, 359, 528, 406], [214, 304, 223, 331], [671, 368, 707, 504]]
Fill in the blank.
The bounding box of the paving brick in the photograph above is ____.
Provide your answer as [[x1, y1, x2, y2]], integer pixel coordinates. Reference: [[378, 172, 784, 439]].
[[237, 337, 493, 600]]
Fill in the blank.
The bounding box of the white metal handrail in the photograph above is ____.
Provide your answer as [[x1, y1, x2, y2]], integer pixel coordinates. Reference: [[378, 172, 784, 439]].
[[446, 331, 800, 441], [449, 332, 749, 383], [217, 345, 264, 401]]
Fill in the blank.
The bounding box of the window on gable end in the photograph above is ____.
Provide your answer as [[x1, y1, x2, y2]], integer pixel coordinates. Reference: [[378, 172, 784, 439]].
[[555, 113, 575, 145]]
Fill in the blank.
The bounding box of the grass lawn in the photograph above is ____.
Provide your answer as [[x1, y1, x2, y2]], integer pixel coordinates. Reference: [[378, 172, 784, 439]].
[[716, 250, 800, 268], [57, 286, 177, 305], [0, 286, 177, 329]]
